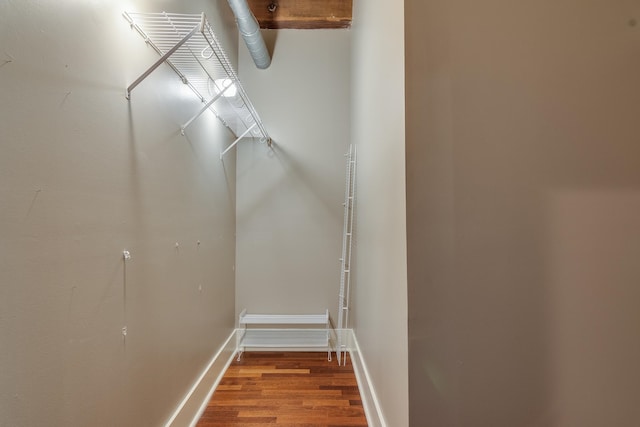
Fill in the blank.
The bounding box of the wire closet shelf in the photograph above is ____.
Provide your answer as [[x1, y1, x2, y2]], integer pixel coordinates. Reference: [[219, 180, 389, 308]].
[[124, 12, 270, 155]]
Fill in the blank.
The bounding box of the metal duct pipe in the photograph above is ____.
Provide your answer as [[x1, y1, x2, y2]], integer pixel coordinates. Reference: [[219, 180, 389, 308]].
[[227, 0, 271, 69]]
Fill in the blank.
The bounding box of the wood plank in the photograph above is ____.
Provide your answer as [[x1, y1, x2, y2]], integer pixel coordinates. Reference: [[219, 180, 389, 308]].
[[246, 0, 352, 29], [196, 352, 368, 426]]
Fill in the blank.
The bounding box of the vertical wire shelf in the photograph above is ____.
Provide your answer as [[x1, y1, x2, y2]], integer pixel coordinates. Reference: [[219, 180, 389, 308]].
[[124, 12, 271, 156], [337, 144, 357, 366]]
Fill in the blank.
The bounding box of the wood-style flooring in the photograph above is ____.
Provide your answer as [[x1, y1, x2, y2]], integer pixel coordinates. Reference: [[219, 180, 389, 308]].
[[197, 351, 368, 427]]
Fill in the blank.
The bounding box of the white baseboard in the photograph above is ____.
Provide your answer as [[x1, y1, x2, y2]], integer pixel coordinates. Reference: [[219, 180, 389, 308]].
[[164, 330, 237, 427], [345, 329, 387, 427]]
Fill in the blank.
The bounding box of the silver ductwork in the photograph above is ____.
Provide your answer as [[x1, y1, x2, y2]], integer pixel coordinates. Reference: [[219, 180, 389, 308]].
[[227, 0, 271, 69]]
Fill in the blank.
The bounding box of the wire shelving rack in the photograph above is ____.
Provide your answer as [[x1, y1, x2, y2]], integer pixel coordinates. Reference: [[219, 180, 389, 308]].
[[124, 12, 271, 157]]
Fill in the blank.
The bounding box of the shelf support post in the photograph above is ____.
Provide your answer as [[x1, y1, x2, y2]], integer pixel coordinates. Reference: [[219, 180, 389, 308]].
[[220, 123, 257, 159], [180, 83, 233, 135], [126, 24, 200, 99]]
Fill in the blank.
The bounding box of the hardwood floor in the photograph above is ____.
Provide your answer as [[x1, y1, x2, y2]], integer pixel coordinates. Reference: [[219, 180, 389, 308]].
[[197, 352, 368, 427]]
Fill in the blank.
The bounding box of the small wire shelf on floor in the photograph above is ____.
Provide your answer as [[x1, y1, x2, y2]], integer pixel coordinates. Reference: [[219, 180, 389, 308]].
[[124, 12, 270, 156]]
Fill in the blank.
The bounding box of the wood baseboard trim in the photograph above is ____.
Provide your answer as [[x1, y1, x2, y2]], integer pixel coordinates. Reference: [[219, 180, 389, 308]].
[[164, 330, 237, 427], [347, 329, 388, 427]]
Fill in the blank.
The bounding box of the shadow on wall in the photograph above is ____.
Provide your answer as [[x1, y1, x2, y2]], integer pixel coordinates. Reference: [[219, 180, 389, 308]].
[[408, 127, 640, 427], [406, 0, 640, 424], [261, 29, 278, 59], [236, 141, 339, 224], [181, 116, 237, 212], [545, 190, 640, 426]]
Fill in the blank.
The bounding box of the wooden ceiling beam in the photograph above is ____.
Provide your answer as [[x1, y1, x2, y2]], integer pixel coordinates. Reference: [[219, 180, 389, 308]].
[[246, 0, 352, 29]]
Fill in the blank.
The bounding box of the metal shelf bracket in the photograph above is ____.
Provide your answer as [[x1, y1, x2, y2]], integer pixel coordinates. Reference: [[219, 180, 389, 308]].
[[124, 11, 270, 155], [125, 21, 201, 100]]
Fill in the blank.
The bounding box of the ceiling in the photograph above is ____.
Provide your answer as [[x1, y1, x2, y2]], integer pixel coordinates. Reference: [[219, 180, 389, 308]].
[[246, 0, 352, 29]]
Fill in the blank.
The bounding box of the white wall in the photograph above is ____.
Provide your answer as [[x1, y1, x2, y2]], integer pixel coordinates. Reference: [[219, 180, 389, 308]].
[[405, 0, 640, 426], [0, 1, 238, 425], [235, 30, 351, 322], [350, 0, 409, 426]]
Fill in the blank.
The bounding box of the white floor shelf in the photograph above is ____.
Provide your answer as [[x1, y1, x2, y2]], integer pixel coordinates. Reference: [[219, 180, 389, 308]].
[[236, 309, 333, 361]]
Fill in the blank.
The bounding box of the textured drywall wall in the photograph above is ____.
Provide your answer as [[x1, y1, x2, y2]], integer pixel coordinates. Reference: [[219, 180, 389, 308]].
[[235, 30, 350, 322], [350, 0, 409, 425], [406, 0, 640, 426], [0, 1, 238, 425]]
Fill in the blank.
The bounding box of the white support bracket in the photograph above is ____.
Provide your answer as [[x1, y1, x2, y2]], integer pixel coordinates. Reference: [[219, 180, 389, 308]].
[[220, 123, 256, 159], [180, 82, 233, 135], [125, 19, 201, 99]]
